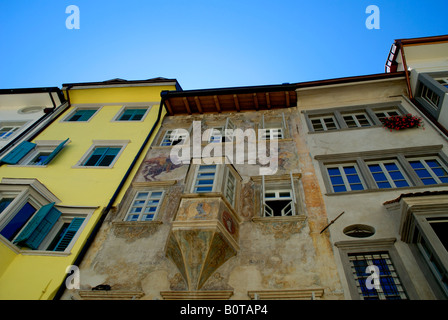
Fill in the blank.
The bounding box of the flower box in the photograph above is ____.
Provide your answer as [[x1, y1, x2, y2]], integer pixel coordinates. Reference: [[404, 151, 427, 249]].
[[382, 114, 424, 131]]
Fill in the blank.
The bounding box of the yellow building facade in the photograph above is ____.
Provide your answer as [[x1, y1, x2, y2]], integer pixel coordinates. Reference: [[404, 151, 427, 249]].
[[0, 78, 180, 299]]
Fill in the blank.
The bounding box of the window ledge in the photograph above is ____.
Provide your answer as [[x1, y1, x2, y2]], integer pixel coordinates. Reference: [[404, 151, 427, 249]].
[[252, 215, 306, 223], [308, 125, 383, 134], [325, 184, 448, 196], [0, 236, 71, 256], [112, 220, 163, 227]]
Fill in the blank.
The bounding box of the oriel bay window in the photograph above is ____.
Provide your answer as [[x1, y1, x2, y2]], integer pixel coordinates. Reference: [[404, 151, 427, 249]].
[[186, 160, 241, 209], [390, 195, 448, 298], [318, 146, 448, 194]]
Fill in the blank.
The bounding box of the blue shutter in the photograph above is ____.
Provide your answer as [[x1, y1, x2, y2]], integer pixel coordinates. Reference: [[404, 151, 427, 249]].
[[13, 202, 61, 249], [1, 141, 36, 164], [53, 217, 85, 251], [41, 138, 69, 165]]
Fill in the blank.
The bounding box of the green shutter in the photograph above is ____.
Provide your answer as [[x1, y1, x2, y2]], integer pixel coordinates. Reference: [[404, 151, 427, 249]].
[[14, 202, 61, 249], [53, 217, 85, 251], [1, 141, 36, 164], [42, 138, 69, 165]]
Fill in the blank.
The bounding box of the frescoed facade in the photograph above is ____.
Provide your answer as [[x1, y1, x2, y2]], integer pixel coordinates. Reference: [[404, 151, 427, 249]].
[[61, 84, 344, 300]]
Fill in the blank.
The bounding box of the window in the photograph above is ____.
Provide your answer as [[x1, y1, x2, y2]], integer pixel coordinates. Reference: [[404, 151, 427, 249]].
[[124, 191, 164, 221], [208, 127, 225, 143], [193, 165, 217, 193], [319, 147, 448, 194], [399, 203, 448, 298], [0, 121, 27, 140], [0, 202, 37, 242], [161, 129, 189, 146], [0, 198, 13, 214], [82, 147, 121, 167], [260, 113, 288, 140], [115, 108, 148, 121], [326, 164, 365, 193], [408, 157, 448, 185], [436, 78, 448, 89], [185, 160, 241, 209], [0, 197, 87, 252], [367, 160, 410, 189], [305, 104, 406, 133], [420, 84, 440, 110], [261, 173, 298, 217], [260, 128, 284, 140], [0, 126, 19, 140], [310, 115, 339, 132], [348, 252, 408, 300], [1, 139, 69, 166], [224, 169, 237, 206], [374, 109, 400, 123], [342, 112, 372, 128], [65, 108, 98, 122]]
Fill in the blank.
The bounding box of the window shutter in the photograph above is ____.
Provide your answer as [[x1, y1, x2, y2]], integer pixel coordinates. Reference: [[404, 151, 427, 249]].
[[1, 141, 36, 164], [289, 172, 297, 215], [53, 217, 85, 252], [225, 118, 236, 142], [261, 175, 266, 216], [42, 138, 70, 165], [13, 202, 61, 249], [282, 112, 288, 137]]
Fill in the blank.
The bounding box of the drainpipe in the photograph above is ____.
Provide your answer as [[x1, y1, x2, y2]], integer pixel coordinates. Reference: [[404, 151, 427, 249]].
[[53, 94, 167, 300]]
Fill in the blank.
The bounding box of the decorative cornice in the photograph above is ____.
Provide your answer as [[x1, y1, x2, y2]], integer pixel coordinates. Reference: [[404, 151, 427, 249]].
[[335, 237, 397, 249]]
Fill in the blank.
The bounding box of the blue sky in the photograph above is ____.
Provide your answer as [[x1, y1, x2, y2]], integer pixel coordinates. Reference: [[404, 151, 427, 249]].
[[0, 1, 447, 90]]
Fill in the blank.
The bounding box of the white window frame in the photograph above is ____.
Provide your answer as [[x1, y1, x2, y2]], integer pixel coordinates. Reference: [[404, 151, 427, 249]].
[[0, 180, 91, 254], [224, 167, 237, 206], [407, 156, 448, 185], [160, 129, 189, 146], [421, 84, 440, 110], [0, 121, 27, 140], [208, 126, 225, 143], [191, 164, 218, 193], [326, 163, 366, 193], [342, 112, 373, 128], [124, 190, 165, 222], [260, 113, 287, 140], [261, 172, 297, 217], [309, 115, 339, 132], [366, 160, 410, 189], [374, 109, 401, 123]]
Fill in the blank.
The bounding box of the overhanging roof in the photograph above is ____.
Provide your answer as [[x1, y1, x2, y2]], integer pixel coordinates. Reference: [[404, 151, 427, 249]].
[[161, 83, 297, 115], [161, 73, 405, 116]]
